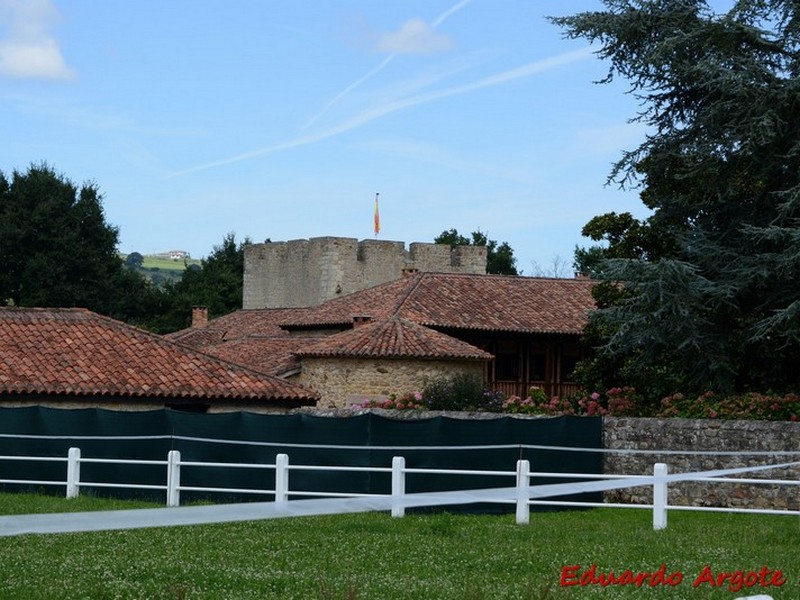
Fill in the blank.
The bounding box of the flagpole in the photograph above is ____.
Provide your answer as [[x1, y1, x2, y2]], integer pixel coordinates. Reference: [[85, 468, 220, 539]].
[[374, 192, 380, 238]]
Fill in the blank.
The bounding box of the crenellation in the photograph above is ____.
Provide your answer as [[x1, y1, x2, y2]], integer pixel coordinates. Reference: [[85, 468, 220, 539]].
[[244, 236, 487, 309]]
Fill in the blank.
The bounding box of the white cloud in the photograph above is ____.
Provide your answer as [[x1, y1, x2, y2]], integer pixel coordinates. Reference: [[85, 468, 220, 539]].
[[303, 0, 470, 130], [0, 0, 74, 80], [376, 18, 455, 55]]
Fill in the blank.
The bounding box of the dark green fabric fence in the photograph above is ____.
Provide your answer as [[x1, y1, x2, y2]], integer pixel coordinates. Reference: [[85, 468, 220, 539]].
[[0, 408, 602, 512]]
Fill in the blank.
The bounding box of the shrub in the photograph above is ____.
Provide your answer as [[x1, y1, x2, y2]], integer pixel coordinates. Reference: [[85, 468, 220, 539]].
[[363, 384, 798, 421], [501, 387, 641, 417], [359, 391, 426, 411], [503, 389, 576, 415], [422, 373, 502, 412], [658, 391, 800, 421]]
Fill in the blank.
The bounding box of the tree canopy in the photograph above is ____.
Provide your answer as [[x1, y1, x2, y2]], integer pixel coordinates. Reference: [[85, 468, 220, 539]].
[[556, 0, 800, 399], [434, 228, 519, 275], [0, 164, 154, 322]]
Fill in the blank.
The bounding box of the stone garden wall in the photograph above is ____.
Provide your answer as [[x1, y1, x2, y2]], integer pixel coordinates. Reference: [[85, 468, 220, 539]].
[[603, 417, 800, 510]]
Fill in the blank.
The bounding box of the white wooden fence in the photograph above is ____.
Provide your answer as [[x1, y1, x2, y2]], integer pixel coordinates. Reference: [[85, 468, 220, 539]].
[[1, 448, 798, 530]]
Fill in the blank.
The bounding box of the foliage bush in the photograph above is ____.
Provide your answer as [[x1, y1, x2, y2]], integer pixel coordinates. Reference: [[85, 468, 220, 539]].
[[360, 381, 798, 421], [421, 373, 503, 412], [360, 391, 427, 411], [657, 391, 800, 421], [359, 374, 503, 412], [502, 386, 640, 417]]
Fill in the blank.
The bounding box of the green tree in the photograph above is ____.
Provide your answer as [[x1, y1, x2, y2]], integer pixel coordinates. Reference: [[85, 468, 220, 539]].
[[0, 164, 155, 322], [555, 0, 800, 398], [145, 233, 252, 333], [573, 211, 679, 277], [124, 251, 144, 268], [434, 228, 518, 275]]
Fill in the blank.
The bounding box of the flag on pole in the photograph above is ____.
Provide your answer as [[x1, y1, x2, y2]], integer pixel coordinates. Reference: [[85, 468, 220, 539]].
[[374, 193, 380, 237]]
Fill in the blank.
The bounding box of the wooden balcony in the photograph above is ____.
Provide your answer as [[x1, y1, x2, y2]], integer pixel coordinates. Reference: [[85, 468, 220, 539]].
[[491, 381, 580, 399]]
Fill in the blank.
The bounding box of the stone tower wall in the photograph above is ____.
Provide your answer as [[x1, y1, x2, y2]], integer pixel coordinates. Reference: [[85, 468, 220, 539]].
[[243, 237, 487, 309]]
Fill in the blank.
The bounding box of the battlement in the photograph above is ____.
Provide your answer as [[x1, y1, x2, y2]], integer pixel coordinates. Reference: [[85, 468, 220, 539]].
[[243, 237, 487, 309]]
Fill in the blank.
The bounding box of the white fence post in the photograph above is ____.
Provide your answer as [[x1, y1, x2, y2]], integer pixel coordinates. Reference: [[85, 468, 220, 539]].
[[275, 453, 289, 505], [516, 459, 530, 525], [166, 450, 181, 507], [66, 447, 81, 499], [391, 456, 406, 518], [653, 462, 668, 530]]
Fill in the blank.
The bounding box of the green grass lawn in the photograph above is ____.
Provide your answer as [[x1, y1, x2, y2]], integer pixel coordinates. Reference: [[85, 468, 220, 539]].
[[140, 256, 201, 271], [0, 493, 797, 599]]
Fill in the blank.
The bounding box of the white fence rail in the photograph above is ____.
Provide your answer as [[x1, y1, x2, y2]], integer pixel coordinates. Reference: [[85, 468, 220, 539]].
[[1, 448, 798, 529]]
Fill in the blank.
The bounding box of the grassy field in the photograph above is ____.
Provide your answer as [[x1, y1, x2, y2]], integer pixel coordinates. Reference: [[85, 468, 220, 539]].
[[118, 254, 202, 286], [0, 493, 798, 599], [140, 256, 201, 271]]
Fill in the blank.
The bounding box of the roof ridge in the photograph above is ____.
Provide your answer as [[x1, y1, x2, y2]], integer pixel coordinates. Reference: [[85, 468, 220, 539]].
[[390, 272, 426, 315]]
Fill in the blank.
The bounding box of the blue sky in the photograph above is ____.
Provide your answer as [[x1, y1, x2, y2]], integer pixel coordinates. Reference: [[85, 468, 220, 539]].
[[2, 0, 657, 275]]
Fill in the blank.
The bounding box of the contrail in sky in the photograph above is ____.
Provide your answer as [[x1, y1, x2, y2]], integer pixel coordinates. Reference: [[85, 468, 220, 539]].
[[168, 47, 593, 178], [430, 0, 472, 27], [301, 0, 472, 130]]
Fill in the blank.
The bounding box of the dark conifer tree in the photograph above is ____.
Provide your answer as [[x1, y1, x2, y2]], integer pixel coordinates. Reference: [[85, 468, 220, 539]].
[[0, 163, 155, 323], [556, 0, 800, 397]]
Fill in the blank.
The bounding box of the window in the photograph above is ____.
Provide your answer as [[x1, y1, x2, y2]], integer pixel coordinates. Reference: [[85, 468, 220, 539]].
[[530, 353, 546, 381], [559, 342, 582, 382], [495, 340, 519, 380]]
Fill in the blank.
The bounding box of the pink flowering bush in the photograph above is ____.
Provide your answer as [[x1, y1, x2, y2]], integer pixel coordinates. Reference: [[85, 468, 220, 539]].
[[359, 391, 426, 411], [658, 391, 800, 421], [604, 386, 641, 416], [502, 387, 640, 417], [360, 386, 799, 421], [577, 392, 609, 416], [502, 388, 548, 414]]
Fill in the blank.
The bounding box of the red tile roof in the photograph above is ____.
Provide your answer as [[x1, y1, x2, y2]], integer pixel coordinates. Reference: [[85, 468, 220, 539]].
[[166, 309, 324, 376], [0, 308, 316, 403], [167, 308, 312, 347], [169, 274, 595, 375], [283, 273, 596, 335], [296, 317, 492, 360], [194, 336, 312, 376]]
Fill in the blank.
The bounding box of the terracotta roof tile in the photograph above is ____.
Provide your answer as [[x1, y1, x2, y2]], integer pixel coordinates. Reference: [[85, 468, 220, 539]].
[[171, 274, 595, 375], [197, 336, 311, 376], [0, 308, 317, 402], [296, 317, 492, 360], [166, 308, 312, 346], [283, 273, 595, 334], [166, 309, 323, 376]]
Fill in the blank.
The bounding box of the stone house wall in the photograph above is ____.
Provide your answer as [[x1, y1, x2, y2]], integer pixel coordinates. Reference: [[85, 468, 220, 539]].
[[298, 356, 486, 407]]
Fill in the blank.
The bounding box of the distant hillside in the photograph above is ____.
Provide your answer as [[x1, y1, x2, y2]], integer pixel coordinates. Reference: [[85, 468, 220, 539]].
[[121, 253, 202, 286]]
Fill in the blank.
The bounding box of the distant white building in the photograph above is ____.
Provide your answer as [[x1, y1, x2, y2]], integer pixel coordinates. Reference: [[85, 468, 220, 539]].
[[153, 250, 190, 260]]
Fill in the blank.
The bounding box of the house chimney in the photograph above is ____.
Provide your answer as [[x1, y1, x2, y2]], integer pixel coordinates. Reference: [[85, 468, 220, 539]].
[[191, 306, 208, 328], [352, 315, 372, 329]]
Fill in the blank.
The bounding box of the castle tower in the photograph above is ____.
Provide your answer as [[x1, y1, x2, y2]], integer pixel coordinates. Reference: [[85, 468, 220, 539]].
[[242, 237, 487, 309]]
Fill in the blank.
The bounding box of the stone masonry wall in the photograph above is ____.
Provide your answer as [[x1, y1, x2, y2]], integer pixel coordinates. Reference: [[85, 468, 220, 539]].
[[243, 237, 487, 309], [603, 417, 800, 510], [299, 356, 485, 408]]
